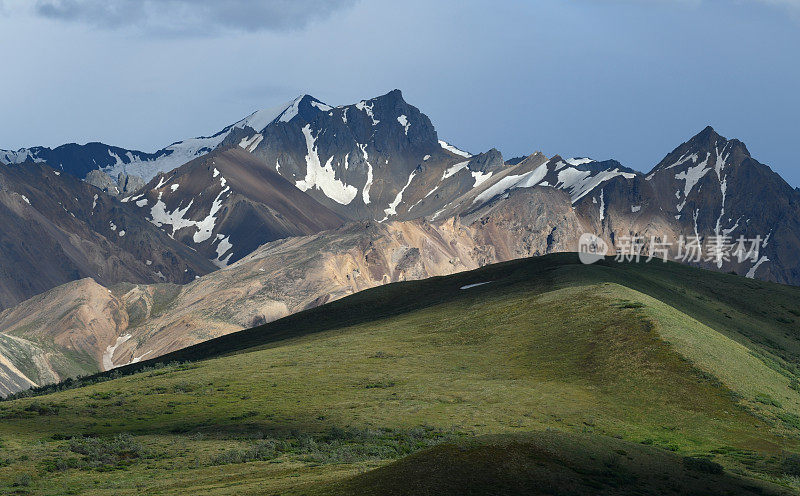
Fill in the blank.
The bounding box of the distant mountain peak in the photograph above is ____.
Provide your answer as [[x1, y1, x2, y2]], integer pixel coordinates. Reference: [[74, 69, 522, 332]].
[[699, 125, 718, 136], [467, 148, 504, 172], [684, 125, 724, 149], [272, 94, 334, 125], [683, 126, 750, 157], [372, 88, 404, 103]]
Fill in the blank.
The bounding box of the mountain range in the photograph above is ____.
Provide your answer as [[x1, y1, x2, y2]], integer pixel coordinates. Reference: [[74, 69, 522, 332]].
[[1, 89, 799, 395]]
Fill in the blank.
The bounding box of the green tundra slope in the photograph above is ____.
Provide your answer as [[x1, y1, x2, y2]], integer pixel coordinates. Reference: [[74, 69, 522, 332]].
[[0, 254, 799, 495]]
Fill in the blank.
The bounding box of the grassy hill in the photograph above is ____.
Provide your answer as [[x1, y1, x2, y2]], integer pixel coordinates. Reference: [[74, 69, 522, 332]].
[[0, 254, 799, 494]]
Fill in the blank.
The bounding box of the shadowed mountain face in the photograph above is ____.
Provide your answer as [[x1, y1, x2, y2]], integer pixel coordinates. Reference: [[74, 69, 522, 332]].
[[0, 162, 215, 310], [643, 126, 800, 283], [555, 126, 800, 284], [124, 147, 344, 266]]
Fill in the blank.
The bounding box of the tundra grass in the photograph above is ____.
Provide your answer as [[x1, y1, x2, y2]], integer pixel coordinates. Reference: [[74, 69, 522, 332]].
[[0, 254, 798, 494], [320, 431, 794, 496]]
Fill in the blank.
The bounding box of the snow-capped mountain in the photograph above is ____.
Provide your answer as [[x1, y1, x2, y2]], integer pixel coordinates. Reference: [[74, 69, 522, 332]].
[[126, 147, 344, 267], [3, 89, 800, 305], [220, 89, 643, 226], [110, 89, 799, 285], [467, 126, 800, 284], [225, 90, 458, 221], [643, 126, 800, 282], [0, 97, 307, 185], [123, 90, 485, 263]]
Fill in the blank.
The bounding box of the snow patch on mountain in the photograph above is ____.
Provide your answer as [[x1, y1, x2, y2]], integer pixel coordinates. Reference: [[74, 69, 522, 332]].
[[397, 115, 410, 135], [150, 196, 196, 236], [381, 170, 417, 221], [442, 161, 470, 180], [746, 256, 770, 279], [358, 144, 374, 205], [295, 124, 358, 205], [0, 149, 45, 164], [555, 167, 635, 203], [438, 140, 472, 158], [675, 152, 711, 212], [238, 134, 263, 153], [146, 180, 234, 245], [473, 162, 549, 205], [213, 234, 234, 268], [565, 158, 594, 166], [193, 187, 229, 243], [278, 96, 304, 123], [355, 100, 380, 126], [460, 281, 492, 290], [311, 100, 333, 112], [103, 334, 131, 371], [471, 170, 493, 188], [713, 148, 729, 236], [599, 189, 605, 222]]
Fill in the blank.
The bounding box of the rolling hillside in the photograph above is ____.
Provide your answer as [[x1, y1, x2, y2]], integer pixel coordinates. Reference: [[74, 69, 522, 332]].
[[0, 254, 799, 494]]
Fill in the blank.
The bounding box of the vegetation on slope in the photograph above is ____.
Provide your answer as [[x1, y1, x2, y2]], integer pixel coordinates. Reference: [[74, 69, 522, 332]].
[[323, 431, 791, 496], [0, 254, 798, 494]]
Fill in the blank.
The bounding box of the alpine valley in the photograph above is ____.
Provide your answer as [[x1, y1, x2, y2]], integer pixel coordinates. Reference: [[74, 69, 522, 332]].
[[0, 89, 797, 392]]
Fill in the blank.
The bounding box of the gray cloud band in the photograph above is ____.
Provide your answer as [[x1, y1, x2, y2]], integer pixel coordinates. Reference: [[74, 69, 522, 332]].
[[29, 0, 357, 33]]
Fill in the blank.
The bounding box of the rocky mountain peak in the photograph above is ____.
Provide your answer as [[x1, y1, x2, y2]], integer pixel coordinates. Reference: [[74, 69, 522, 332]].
[[685, 126, 750, 160], [692, 125, 721, 143], [505, 156, 527, 166], [371, 88, 405, 105], [271, 94, 333, 127], [648, 127, 751, 180], [467, 149, 505, 173]]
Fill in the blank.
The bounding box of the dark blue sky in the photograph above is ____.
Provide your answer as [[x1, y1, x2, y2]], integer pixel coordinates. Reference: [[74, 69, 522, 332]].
[[1, 0, 798, 185]]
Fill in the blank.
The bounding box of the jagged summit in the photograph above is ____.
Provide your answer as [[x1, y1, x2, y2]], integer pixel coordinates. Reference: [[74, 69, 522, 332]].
[[695, 125, 720, 140], [648, 126, 752, 178], [0, 90, 440, 186], [364, 88, 405, 104]]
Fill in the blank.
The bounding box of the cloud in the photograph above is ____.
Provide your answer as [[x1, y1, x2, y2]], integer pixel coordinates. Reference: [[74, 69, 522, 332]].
[[28, 0, 357, 34]]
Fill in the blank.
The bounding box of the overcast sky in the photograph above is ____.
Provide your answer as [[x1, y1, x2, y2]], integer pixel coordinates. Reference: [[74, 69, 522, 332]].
[[1, 0, 798, 185]]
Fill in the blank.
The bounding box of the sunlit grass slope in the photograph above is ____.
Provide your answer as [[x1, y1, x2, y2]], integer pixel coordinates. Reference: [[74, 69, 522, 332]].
[[0, 254, 798, 495]]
